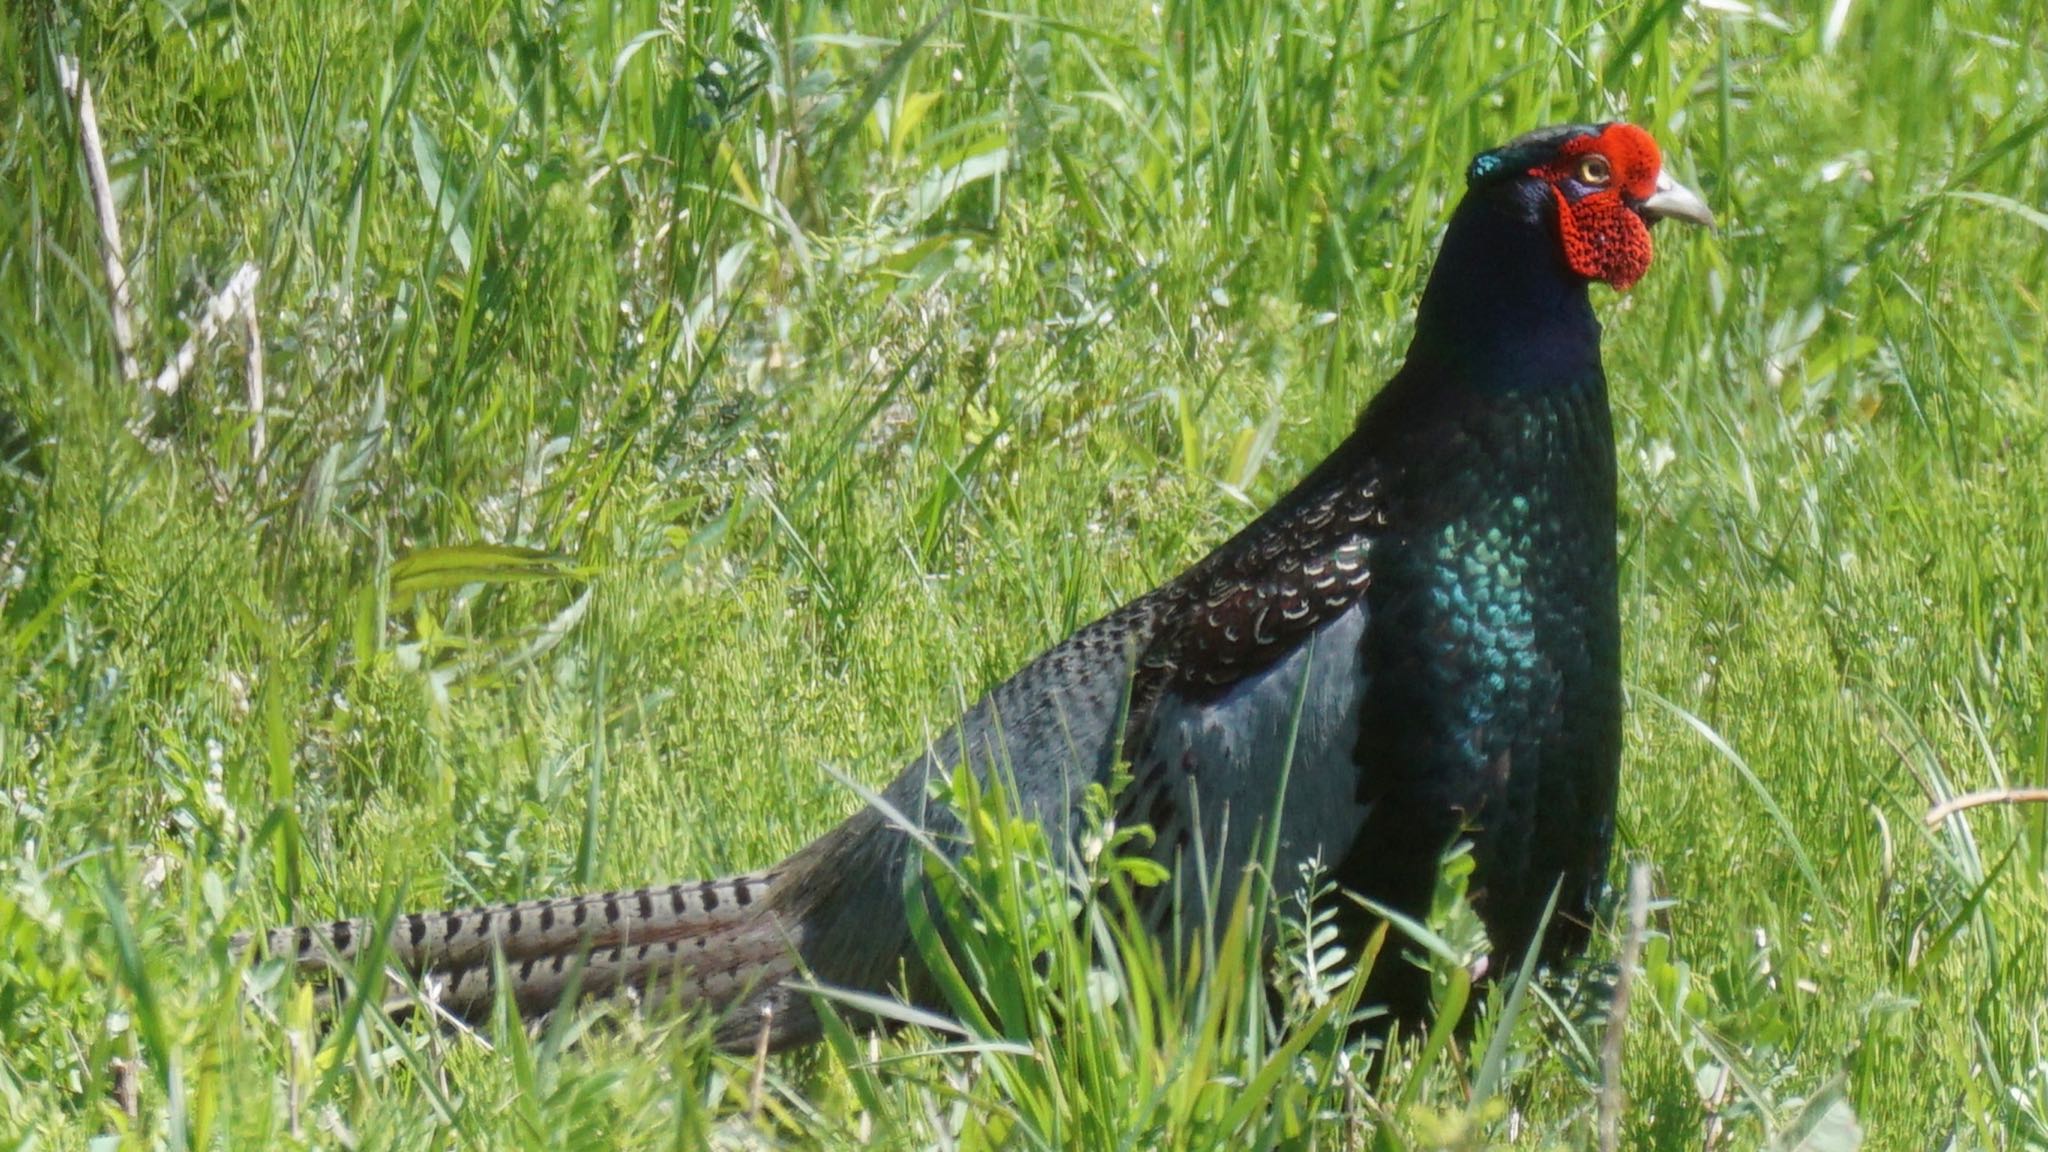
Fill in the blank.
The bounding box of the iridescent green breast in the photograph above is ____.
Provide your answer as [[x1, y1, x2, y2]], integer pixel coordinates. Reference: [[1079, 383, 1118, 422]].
[[1343, 376, 1621, 1000]]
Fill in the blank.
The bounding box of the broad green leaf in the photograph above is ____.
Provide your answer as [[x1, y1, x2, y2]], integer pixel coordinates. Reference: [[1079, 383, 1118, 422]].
[[387, 544, 592, 610]]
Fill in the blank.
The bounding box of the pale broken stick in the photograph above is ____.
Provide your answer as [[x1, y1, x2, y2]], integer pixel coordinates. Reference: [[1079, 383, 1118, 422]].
[[136, 261, 267, 480], [57, 55, 141, 383], [147, 262, 261, 399]]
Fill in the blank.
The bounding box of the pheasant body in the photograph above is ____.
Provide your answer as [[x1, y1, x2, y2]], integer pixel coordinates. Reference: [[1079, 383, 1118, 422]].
[[252, 122, 1711, 1050]]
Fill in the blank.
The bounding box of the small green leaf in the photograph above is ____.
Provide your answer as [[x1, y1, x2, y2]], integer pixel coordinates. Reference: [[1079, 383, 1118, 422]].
[[408, 112, 472, 272], [903, 145, 1008, 229], [1768, 1076, 1864, 1152]]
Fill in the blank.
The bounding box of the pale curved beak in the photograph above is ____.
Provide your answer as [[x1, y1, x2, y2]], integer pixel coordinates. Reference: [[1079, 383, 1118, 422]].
[[1638, 170, 1716, 229]]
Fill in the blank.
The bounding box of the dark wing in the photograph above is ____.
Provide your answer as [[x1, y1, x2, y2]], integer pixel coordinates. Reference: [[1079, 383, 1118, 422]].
[[1127, 471, 1384, 716], [1108, 469, 1389, 900]]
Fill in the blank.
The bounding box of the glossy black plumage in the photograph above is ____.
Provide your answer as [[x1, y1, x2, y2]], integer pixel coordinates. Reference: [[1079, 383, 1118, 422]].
[[253, 124, 1709, 1051]]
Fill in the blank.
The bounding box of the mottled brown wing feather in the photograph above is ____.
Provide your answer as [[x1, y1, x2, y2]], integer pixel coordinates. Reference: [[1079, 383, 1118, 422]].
[[1131, 475, 1384, 706]]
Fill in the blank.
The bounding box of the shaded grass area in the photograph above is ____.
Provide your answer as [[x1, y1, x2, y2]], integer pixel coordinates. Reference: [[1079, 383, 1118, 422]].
[[3, 0, 2046, 1146]]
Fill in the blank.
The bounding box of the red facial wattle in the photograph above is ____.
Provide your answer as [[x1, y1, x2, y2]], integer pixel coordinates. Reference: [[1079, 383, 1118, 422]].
[[1531, 124, 1665, 291]]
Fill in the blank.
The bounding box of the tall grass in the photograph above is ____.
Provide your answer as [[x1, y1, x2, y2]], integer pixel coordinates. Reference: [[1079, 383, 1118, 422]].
[[3, 0, 2045, 1146]]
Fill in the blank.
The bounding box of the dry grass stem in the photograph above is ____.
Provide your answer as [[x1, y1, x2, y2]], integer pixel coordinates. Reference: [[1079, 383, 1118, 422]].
[[750, 1003, 774, 1124], [1924, 787, 2048, 827], [1598, 862, 1652, 1152]]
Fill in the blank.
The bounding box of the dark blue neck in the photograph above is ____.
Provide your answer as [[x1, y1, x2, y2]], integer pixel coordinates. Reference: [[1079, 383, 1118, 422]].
[[1405, 181, 1602, 393]]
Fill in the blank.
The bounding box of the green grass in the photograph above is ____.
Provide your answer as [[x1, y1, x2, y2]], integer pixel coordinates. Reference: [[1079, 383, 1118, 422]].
[[4, 0, 2047, 1146]]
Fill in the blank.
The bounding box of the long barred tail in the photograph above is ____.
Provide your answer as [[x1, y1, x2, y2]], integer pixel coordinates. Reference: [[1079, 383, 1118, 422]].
[[240, 871, 812, 1047]]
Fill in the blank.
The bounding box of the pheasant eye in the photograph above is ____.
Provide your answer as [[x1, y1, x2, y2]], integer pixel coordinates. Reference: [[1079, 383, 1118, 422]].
[[1577, 154, 1612, 185]]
